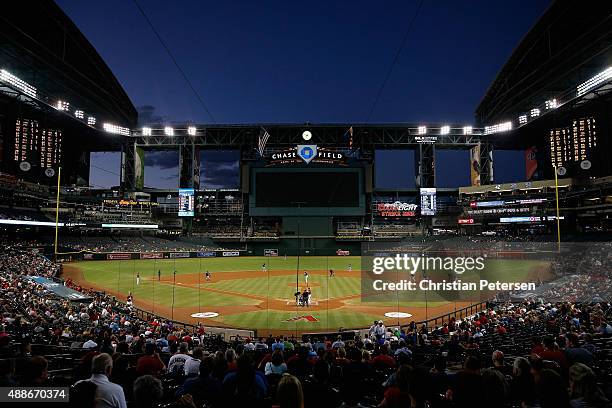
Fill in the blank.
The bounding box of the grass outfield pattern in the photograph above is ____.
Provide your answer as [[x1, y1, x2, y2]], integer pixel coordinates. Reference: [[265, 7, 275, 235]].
[[70, 256, 548, 332]]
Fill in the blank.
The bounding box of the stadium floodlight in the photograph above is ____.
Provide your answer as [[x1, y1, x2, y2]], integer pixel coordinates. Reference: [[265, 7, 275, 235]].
[[87, 116, 96, 126], [518, 115, 528, 125], [0, 69, 37, 98], [142, 127, 152, 136], [74, 110, 84, 119], [103, 123, 130, 136], [417, 126, 427, 135], [187, 126, 196, 136], [484, 121, 512, 135], [463, 126, 472, 135], [577, 66, 612, 97], [545, 99, 558, 109], [56, 100, 70, 111], [530, 108, 540, 118], [0, 219, 64, 227], [440, 125, 450, 135], [164, 126, 174, 136]]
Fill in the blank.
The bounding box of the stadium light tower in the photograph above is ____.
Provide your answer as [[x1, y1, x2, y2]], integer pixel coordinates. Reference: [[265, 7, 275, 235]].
[[164, 126, 174, 136]]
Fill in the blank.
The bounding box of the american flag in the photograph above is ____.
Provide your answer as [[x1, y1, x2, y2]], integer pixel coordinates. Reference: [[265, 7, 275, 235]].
[[258, 128, 270, 157]]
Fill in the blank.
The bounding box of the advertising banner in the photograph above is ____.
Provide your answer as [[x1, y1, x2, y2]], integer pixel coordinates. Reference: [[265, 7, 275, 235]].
[[197, 251, 216, 258], [470, 144, 481, 186], [525, 146, 538, 181], [135, 146, 145, 190], [374, 202, 418, 217], [336, 249, 350, 256], [222, 251, 240, 257], [169, 252, 190, 259], [140, 252, 164, 259], [107, 253, 131, 260]]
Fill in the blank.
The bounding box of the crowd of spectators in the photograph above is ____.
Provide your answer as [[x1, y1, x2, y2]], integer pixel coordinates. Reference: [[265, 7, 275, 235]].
[[1, 241, 612, 407], [50, 236, 227, 254]]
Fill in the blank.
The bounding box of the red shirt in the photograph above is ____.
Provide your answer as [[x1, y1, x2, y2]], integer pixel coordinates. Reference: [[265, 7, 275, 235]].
[[373, 354, 396, 369], [136, 355, 165, 376]]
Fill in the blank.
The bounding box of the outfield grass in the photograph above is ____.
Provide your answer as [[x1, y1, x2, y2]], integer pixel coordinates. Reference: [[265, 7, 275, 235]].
[[69, 256, 548, 332]]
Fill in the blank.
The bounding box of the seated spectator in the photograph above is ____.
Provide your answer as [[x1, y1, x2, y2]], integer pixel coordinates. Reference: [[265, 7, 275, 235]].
[[21, 356, 49, 386], [75, 353, 126, 408], [569, 363, 611, 408], [536, 369, 570, 408], [481, 368, 509, 408], [133, 375, 163, 408], [167, 342, 190, 375], [491, 350, 512, 376], [372, 344, 396, 369], [380, 364, 414, 407], [539, 335, 568, 371], [448, 356, 483, 408], [276, 374, 304, 408], [265, 349, 287, 376], [135, 343, 165, 377], [565, 333, 594, 367], [223, 354, 268, 407], [510, 357, 536, 407], [176, 357, 221, 407]]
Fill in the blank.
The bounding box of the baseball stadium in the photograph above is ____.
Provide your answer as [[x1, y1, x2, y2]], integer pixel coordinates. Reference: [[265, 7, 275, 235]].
[[0, 1, 611, 407]]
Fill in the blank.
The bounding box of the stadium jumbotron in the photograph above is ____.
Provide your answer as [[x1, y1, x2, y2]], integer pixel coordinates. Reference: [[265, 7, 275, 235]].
[[0, 1, 611, 407]]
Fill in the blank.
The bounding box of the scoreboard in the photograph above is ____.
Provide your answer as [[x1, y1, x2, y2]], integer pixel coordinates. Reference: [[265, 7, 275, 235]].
[[549, 116, 596, 170], [13, 118, 62, 177]]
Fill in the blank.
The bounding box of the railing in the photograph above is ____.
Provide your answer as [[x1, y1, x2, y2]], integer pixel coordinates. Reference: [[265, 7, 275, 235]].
[[408, 301, 488, 330], [131, 306, 255, 340]]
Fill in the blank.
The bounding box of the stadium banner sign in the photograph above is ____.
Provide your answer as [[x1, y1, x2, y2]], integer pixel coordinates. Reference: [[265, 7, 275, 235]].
[[336, 249, 350, 256], [264, 249, 279, 256], [525, 146, 538, 181], [222, 251, 240, 257], [197, 251, 217, 258], [374, 202, 418, 217], [268, 146, 346, 166], [467, 207, 530, 216], [140, 252, 164, 259], [83, 253, 94, 260], [107, 253, 132, 260], [458, 218, 474, 224], [169, 252, 190, 259], [499, 216, 565, 223], [470, 144, 481, 186]]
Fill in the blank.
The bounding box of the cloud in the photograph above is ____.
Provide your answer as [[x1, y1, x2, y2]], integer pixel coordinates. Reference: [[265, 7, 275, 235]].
[[145, 150, 179, 169]]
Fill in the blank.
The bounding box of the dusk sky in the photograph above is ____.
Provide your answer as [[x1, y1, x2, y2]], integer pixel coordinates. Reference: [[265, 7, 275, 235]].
[[55, 0, 551, 189]]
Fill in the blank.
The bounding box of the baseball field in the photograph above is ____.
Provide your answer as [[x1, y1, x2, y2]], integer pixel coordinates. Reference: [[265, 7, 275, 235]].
[[62, 256, 550, 336]]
